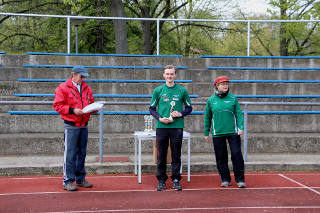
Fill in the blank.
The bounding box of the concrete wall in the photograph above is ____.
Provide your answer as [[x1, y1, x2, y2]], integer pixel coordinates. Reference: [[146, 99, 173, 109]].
[[1, 54, 320, 154]]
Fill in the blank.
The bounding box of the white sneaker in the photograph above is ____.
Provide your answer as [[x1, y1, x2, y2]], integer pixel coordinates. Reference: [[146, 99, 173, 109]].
[[221, 181, 231, 187], [237, 182, 246, 188]]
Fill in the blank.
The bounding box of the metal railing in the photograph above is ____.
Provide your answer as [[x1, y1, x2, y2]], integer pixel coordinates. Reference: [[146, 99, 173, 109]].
[[241, 102, 320, 161], [1, 12, 320, 56], [1, 100, 320, 163]]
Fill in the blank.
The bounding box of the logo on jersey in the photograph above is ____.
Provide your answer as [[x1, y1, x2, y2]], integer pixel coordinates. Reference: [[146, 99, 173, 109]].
[[161, 94, 168, 98], [172, 94, 179, 101]]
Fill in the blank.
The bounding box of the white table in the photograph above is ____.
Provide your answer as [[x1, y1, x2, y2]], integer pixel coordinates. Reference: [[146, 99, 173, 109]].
[[133, 131, 191, 184]]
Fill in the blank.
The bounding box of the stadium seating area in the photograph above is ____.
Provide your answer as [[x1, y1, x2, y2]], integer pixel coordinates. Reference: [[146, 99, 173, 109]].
[[1, 53, 320, 174]]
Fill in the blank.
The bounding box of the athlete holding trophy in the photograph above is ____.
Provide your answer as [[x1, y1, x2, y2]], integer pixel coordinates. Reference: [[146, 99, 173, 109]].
[[149, 65, 192, 191]]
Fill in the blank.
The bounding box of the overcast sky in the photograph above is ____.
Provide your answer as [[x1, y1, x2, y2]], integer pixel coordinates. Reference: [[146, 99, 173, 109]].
[[236, 0, 272, 14]]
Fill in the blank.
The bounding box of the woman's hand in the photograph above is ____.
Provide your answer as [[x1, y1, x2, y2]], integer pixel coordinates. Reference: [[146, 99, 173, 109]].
[[205, 136, 211, 144]]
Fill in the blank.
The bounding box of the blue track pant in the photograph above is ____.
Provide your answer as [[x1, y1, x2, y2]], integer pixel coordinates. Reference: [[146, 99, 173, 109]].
[[63, 124, 88, 185]]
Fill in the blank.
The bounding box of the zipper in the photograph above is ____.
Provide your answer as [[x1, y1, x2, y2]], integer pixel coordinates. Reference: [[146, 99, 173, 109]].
[[80, 85, 85, 126]]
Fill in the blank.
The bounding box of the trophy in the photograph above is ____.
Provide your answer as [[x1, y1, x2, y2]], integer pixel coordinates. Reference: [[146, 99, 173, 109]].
[[168, 101, 175, 121], [147, 115, 153, 132], [144, 115, 153, 132], [144, 115, 148, 132]]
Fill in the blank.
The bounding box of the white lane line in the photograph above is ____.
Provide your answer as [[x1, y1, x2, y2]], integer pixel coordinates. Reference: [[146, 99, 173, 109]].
[[2, 186, 320, 196], [279, 174, 320, 196], [42, 206, 320, 213]]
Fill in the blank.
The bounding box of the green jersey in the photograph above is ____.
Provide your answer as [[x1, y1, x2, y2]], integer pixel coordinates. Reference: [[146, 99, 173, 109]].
[[204, 92, 243, 137], [150, 83, 192, 128]]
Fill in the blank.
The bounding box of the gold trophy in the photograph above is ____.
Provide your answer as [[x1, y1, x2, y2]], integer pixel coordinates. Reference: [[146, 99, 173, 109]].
[[147, 115, 153, 132], [144, 115, 153, 132], [168, 101, 175, 121], [144, 115, 148, 132]]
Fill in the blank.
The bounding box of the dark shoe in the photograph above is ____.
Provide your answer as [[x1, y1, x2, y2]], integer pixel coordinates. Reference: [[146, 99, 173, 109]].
[[156, 181, 166, 191], [63, 183, 77, 191], [221, 181, 231, 187], [172, 179, 182, 191], [237, 182, 246, 188], [77, 180, 93, 188]]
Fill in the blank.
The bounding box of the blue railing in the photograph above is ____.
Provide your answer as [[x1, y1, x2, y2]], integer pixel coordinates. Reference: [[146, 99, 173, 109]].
[[3, 101, 320, 164]]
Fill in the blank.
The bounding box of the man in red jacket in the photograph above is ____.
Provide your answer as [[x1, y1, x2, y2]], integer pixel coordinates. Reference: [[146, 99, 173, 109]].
[[53, 65, 94, 191]]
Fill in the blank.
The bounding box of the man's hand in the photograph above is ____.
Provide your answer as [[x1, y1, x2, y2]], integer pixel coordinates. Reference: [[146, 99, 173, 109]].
[[171, 111, 182, 118], [238, 130, 243, 135], [74, 108, 84, 115], [205, 136, 211, 144], [159, 117, 173, 124]]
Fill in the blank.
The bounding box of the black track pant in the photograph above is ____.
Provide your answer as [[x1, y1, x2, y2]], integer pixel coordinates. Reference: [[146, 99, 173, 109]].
[[212, 134, 245, 183], [156, 128, 183, 182]]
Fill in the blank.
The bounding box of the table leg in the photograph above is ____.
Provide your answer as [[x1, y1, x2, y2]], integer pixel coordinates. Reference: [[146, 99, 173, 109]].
[[138, 138, 142, 184], [188, 137, 190, 183], [180, 140, 183, 174], [134, 136, 137, 175]]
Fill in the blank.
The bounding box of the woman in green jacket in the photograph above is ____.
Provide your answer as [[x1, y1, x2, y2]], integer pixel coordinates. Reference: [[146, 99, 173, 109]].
[[204, 76, 246, 188]]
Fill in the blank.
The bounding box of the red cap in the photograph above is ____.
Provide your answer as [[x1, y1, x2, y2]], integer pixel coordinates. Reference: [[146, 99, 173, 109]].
[[214, 76, 229, 85]]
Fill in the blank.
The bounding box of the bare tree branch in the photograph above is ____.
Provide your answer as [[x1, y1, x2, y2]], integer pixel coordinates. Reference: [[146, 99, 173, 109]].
[[124, 1, 141, 17], [301, 23, 317, 47], [151, 0, 165, 17], [0, 33, 31, 45], [0, 1, 64, 25], [0, 0, 29, 7], [164, 23, 245, 34]]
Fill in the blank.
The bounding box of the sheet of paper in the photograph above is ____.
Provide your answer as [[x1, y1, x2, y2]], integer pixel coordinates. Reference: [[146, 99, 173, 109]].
[[82, 102, 103, 113]]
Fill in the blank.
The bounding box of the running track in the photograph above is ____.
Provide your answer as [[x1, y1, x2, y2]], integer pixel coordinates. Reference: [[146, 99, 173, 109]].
[[1, 172, 320, 213]]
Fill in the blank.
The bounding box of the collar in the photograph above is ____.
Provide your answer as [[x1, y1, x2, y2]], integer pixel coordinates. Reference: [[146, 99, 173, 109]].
[[72, 81, 81, 88], [215, 88, 229, 98], [165, 82, 176, 88]]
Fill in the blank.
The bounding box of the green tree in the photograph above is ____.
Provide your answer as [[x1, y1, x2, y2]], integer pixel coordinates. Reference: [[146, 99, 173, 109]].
[[124, 0, 189, 54], [269, 0, 320, 56], [0, 0, 69, 53]]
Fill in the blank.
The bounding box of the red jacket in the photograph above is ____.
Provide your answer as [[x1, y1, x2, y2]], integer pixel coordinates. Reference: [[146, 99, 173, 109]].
[[53, 78, 94, 127]]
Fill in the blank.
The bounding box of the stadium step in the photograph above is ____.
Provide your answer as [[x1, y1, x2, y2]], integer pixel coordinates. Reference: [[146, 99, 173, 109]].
[[1, 132, 320, 155], [6, 81, 320, 97], [1, 113, 320, 133]]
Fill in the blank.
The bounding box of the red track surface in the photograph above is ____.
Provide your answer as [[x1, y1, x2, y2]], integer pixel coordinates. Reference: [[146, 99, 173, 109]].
[[1, 172, 320, 213]]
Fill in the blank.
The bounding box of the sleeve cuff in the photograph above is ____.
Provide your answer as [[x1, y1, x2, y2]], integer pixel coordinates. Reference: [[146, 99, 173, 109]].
[[69, 107, 75, 114]]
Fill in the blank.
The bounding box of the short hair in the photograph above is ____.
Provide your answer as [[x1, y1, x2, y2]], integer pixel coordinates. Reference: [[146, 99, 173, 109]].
[[163, 65, 176, 73]]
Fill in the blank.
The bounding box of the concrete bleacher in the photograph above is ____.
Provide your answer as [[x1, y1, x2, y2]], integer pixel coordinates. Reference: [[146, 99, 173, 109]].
[[26, 52, 183, 57], [1, 54, 320, 175]]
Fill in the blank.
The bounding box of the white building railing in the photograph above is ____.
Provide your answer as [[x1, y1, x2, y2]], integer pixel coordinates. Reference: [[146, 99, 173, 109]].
[[1, 12, 320, 56]]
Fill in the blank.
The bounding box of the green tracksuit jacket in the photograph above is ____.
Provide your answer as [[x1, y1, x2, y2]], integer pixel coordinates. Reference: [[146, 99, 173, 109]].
[[204, 92, 243, 137], [150, 83, 191, 129]]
